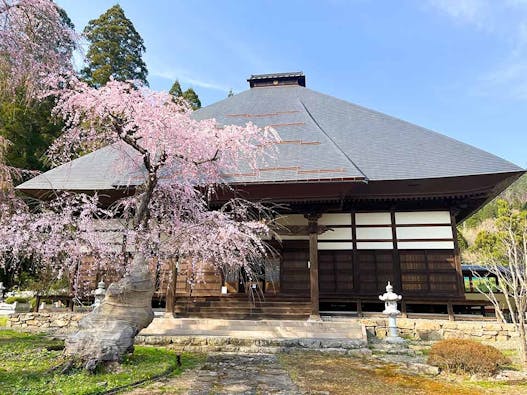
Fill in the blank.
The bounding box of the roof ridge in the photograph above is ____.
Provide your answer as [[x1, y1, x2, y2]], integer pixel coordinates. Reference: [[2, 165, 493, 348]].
[[298, 98, 368, 181]]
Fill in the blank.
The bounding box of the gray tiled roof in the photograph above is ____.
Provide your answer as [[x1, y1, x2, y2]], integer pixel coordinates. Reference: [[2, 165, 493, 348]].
[[194, 85, 522, 182], [17, 84, 523, 191]]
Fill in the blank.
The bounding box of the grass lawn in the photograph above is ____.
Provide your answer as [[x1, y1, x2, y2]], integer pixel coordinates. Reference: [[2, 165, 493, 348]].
[[0, 330, 203, 395], [279, 351, 527, 395]]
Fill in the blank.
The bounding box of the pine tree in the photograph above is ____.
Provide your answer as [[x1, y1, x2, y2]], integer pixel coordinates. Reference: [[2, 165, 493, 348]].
[[169, 80, 183, 97], [169, 80, 201, 110], [82, 5, 148, 87], [182, 88, 201, 110]]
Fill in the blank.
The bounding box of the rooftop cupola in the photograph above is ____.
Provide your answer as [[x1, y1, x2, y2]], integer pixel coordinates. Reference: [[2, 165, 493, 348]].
[[247, 72, 305, 88]]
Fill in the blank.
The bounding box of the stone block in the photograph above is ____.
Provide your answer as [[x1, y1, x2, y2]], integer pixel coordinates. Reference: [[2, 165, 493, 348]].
[[414, 321, 441, 331], [359, 319, 382, 327], [320, 340, 345, 349], [456, 323, 482, 331], [298, 338, 321, 348], [415, 330, 443, 341], [397, 319, 416, 330], [53, 319, 68, 327], [406, 363, 440, 376], [482, 330, 498, 337], [483, 323, 502, 331]]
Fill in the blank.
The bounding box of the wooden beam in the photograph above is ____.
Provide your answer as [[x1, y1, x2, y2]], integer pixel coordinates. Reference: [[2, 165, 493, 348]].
[[274, 224, 332, 236], [305, 213, 322, 320]]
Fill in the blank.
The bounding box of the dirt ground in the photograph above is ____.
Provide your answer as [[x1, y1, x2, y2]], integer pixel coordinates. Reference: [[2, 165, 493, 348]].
[[124, 351, 527, 395]]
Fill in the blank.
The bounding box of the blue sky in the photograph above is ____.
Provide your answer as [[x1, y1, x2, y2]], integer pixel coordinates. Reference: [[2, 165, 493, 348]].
[[56, 0, 527, 168]]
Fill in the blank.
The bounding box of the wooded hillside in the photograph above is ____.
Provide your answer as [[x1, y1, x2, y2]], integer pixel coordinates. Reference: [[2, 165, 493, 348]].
[[460, 174, 527, 255]]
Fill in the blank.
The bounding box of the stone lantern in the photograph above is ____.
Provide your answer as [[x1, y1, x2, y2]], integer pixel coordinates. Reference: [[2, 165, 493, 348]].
[[93, 280, 106, 307], [379, 281, 405, 344]]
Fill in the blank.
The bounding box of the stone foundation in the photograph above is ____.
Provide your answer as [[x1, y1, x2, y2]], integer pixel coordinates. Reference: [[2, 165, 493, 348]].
[[359, 317, 520, 349], [7, 312, 84, 335], [137, 335, 368, 354], [5, 313, 521, 350]]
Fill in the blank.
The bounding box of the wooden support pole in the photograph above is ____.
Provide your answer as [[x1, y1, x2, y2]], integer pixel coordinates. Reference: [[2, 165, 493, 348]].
[[447, 302, 455, 321], [401, 300, 408, 318], [306, 213, 321, 321], [357, 299, 362, 317]]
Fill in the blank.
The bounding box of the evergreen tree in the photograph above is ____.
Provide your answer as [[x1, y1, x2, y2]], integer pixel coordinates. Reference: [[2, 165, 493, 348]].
[[82, 4, 148, 87], [227, 89, 234, 97], [0, 92, 62, 171], [169, 80, 201, 110], [182, 88, 201, 110], [0, 4, 73, 171], [169, 80, 183, 97]]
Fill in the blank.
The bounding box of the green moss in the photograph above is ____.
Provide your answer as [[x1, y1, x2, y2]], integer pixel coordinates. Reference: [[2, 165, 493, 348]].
[[0, 330, 202, 394]]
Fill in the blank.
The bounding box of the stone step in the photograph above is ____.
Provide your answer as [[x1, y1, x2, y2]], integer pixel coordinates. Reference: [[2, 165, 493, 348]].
[[153, 317, 364, 328], [175, 312, 309, 321], [175, 309, 309, 314], [176, 300, 311, 308], [136, 334, 369, 355], [174, 296, 312, 319], [140, 317, 366, 342]]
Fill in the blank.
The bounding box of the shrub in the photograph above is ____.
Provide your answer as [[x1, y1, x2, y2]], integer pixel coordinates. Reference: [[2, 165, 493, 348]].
[[428, 339, 510, 375], [4, 296, 29, 304]]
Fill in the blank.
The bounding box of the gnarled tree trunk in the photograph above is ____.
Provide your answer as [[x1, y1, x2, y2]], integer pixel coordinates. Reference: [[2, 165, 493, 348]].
[[64, 254, 154, 370]]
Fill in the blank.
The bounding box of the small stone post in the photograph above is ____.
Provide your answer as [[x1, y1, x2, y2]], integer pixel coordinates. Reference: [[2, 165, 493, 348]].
[[379, 281, 405, 344], [93, 280, 106, 307]]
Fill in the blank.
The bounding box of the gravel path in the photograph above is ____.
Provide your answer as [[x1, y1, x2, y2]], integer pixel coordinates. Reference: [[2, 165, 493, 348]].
[[125, 353, 301, 395], [188, 354, 301, 395]]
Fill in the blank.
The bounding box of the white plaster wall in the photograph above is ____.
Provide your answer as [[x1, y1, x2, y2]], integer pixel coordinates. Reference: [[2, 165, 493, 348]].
[[396, 226, 453, 240], [356, 227, 393, 240], [356, 241, 393, 250], [398, 241, 455, 249], [318, 213, 352, 226], [394, 211, 451, 225], [318, 227, 353, 240], [318, 242, 354, 250], [355, 212, 391, 225]]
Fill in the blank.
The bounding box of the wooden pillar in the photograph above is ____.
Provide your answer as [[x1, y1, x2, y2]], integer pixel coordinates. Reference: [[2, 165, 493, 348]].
[[306, 213, 321, 320], [390, 211, 402, 292], [356, 299, 362, 317], [447, 302, 455, 321], [450, 211, 465, 297], [401, 300, 408, 318], [165, 258, 178, 316]]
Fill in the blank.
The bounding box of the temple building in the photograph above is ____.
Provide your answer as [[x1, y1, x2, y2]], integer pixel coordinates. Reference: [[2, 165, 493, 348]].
[[17, 72, 524, 319]]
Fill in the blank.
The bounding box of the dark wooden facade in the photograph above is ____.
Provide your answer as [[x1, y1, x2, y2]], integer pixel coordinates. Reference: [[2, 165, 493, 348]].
[[166, 206, 465, 319], [70, 170, 522, 319]]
